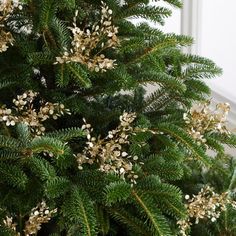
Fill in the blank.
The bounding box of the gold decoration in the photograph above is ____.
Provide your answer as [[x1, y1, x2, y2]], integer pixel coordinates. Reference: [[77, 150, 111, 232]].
[[2, 216, 20, 236], [178, 186, 236, 236], [183, 101, 230, 144], [24, 201, 57, 236], [75, 112, 140, 184], [55, 1, 119, 72], [1, 201, 57, 236], [0, 90, 70, 136], [0, 30, 13, 52], [0, 0, 22, 52]]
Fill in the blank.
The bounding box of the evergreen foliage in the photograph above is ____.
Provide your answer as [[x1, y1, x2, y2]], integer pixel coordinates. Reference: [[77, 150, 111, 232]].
[[0, 0, 235, 235]]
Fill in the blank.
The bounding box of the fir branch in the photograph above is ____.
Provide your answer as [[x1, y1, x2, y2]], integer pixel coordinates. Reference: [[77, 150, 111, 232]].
[[132, 190, 172, 236], [107, 206, 151, 236], [118, 5, 172, 25], [0, 150, 21, 161], [138, 71, 187, 93], [125, 35, 192, 65], [62, 187, 97, 236], [67, 63, 91, 88], [0, 135, 22, 150], [46, 127, 84, 141], [156, 123, 212, 166], [28, 156, 56, 181], [30, 137, 67, 156], [45, 176, 70, 198], [104, 181, 132, 205], [0, 162, 28, 189], [55, 63, 70, 87], [205, 136, 225, 154]]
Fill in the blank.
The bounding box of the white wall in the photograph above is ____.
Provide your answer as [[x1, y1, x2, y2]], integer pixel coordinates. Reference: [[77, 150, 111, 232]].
[[200, 0, 236, 101], [180, 0, 236, 130]]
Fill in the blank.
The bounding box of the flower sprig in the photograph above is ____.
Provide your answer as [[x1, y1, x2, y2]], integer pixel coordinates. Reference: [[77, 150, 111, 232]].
[[184, 101, 231, 144], [2, 201, 57, 236], [0, 0, 22, 52], [55, 1, 119, 72], [24, 201, 57, 236], [0, 90, 70, 136], [178, 186, 236, 236], [75, 112, 140, 184], [2, 216, 19, 236]]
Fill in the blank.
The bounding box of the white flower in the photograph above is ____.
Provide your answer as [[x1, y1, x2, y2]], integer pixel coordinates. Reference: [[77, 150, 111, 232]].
[[120, 167, 125, 174], [122, 152, 128, 157], [10, 120, 15, 126], [33, 210, 39, 216], [44, 210, 49, 215], [185, 195, 190, 200], [211, 217, 216, 222]]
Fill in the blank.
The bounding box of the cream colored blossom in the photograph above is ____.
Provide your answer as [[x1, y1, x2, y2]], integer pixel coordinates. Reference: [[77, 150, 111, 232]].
[[1, 201, 57, 236], [0, 0, 22, 52], [178, 186, 236, 236], [0, 90, 70, 136], [184, 101, 231, 144], [75, 112, 139, 184], [0, 30, 13, 52], [55, 1, 119, 72], [2, 216, 20, 236], [24, 201, 57, 236]]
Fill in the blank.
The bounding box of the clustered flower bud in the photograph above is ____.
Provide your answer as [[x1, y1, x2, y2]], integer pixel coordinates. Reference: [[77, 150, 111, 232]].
[[75, 112, 140, 184], [0, 0, 22, 52], [55, 1, 119, 72], [177, 186, 236, 236], [183, 101, 230, 144], [24, 201, 57, 236], [0, 90, 70, 135]]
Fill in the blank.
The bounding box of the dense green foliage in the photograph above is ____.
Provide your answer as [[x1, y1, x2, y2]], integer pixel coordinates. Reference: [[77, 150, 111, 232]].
[[0, 0, 235, 235]]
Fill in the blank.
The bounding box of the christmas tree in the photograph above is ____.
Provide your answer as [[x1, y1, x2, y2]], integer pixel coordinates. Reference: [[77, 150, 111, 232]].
[[0, 0, 236, 235]]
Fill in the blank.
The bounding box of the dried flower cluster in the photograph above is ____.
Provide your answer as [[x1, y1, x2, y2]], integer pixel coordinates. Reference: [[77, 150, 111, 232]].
[[75, 112, 140, 184], [2, 201, 57, 236], [24, 201, 57, 236], [0, 0, 22, 52], [0, 29, 13, 52], [183, 101, 230, 144], [178, 186, 236, 236], [55, 1, 119, 72], [0, 90, 70, 135], [2, 216, 20, 236]]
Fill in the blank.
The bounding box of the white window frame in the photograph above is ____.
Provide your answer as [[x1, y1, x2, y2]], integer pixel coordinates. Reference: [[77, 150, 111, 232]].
[[181, 1, 236, 128], [181, 0, 202, 54]]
